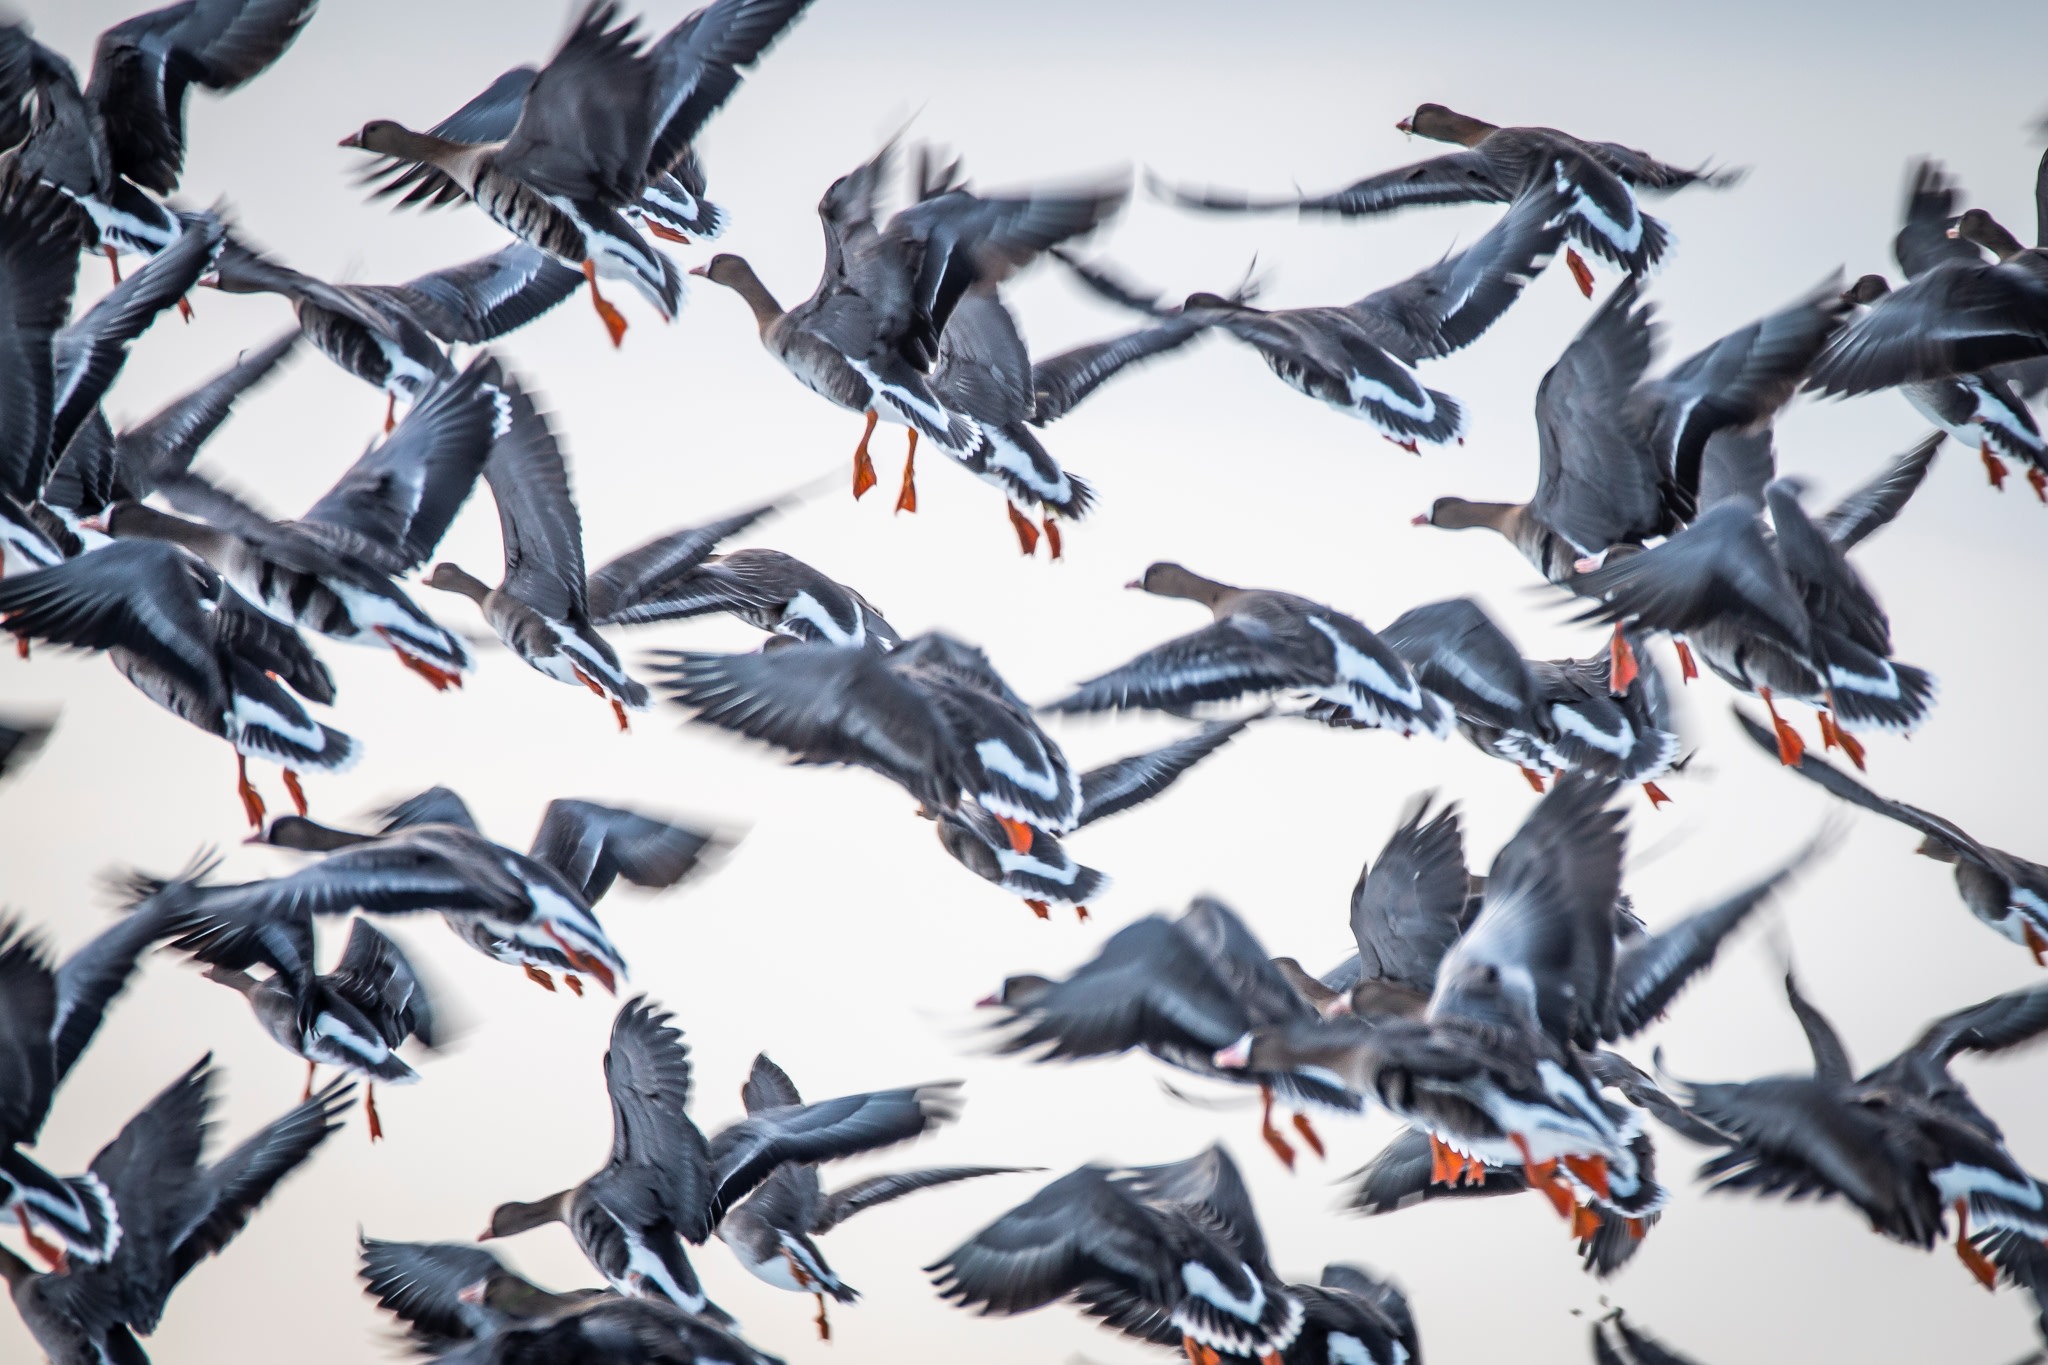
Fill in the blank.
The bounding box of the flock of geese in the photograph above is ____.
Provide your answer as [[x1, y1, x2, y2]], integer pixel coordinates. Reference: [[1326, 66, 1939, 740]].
[[0, 1, 2045, 1363]]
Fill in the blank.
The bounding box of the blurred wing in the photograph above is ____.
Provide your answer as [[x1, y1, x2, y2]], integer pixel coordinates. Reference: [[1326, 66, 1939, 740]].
[[585, 503, 777, 624], [707, 1083, 960, 1227], [1816, 432, 1941, 550], [528, 799, 720, 903], [1077, 719, 1248, 827]]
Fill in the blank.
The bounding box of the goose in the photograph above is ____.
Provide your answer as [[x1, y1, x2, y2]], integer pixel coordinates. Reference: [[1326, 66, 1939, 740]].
[[1076, 172, 1574, 450], [0, 537, 354, 825], [0, 901, 181, 1271], [1737, 709, 2048, 964], [205, 232, 580, 431], [715, 1054, 1029, 1339], [690, 140, 1125, 504], [426, 380, 647, 729], [983, 897, 1360, 1168], [0, 1057, 351, 1365], [189, 918, 439, 1142], [1047, 562, 1450, 738], [341, 0, 817, 347], [357, 1235, 607, 1352], [659, 632, 1080, 854], [9, 0, 317, 274], [101, 354, 507, 690], [1668, 973, 2048, 1294], [219, 786, 722, 996], [1154, 102, 1739, 294], [481, 997, 962, 1317], [928, 1146, 1305, 1365], [1415, 274, 1853, 589], [937, 718, 1249, 921]]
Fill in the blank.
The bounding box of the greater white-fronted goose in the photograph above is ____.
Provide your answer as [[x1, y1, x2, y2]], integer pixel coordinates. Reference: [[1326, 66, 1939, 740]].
[[0, 900, 181, 1271], [984, 896, 1359, 1168], [928, 1146, 1305, 1365], [105, 354, 507, 691], [206, 233, 580, 431], [0, 1057, 351, 1365], [659, 632, 1080, 853], [228, 786, 722, 996], [716, 1053, 1029, 1340], [482, 997, 961, 1317], [1416, 275, 1852, 584], [690, 140, 1126, 502], [1840, 162, 2048, 495], [1737, 709, 2048, 964], [0, 537, 354, 824], [1810, 155, 2048, 399], [357, 1235, 607, 1352], [937, 718, 1249, 921], [596, 541, 897, 649], [927, 285, 1097, 555], [10, 0, 317, 272], [1084, 175, 1575, 449], [1048, 562, 1450, 738], [1283, 1263, 1422, 1365], [1668, 972, 2048, 1295], [342, 0, 817, 347], [426, 381, 646, 729], [375, 1287, 783, 1365], [188, 917, 439, 1142], [1154, 103, 1739, 293]]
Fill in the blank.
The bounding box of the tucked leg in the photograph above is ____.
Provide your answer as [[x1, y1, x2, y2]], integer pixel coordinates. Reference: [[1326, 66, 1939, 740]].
[[1565, 247, 1596, 298], [1291, 1111, 1325, 1159], [1673, 638, 1698, 681], [236, 754, 266, 829], [1982, 445, 2009, 491], [282, 769, 308, 816], [17, 1209, 65, 1273], [523, 964, 558, 992], [1519, 766, 1547, 793], [1954, 1201, 1998, 1290], [1758, 687, 1805, 766], [364, 1084, 384, 1143], [1257, 1084, 1296, 1170]]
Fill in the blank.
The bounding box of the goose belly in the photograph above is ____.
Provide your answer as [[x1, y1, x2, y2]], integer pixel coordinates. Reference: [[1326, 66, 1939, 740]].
[[228, 561, 361, 640]]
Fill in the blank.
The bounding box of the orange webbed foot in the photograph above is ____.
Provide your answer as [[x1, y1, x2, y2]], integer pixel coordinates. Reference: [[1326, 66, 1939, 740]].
[[523, 964, 558, 992], [104, 246, 123, 285], [1673, 638, 1698, 681], [176, 295, 193, 322], [1834, 722, 1866, 771], [1571, 1204, 1602, 1240], [1956, 1202, 1998, 1290], [1519, 766, 1547, 793], [1043, 516, 1063, 560], [1023, 898, 1051, 921], [1563, 1153, 1612, 1201], [1072, 904, 1090, 923], [1641, 781, 1672, 808], [2021, 922, 2048, 968], [814, 1292, 831, 1340], [1429, 1133, 1459, 1186], [236, 754, 266, 829], [282, 769, 308, 817], [647, 222, 691, 244], [1565, 247, 1596, 298], [1759, 688, 1804, 766], [2029, 467, 2048, 504], [582, 261, 627, 348], [1291, 1111, 1326, 1160], [1608, 628, 1639, 695], [1258, 1086, 1297, 1171], [996, 816, 1035, 854], [563, 974, 584, 996], [1982, 446, 2009, 491], [1006, 502, 1040, 555], [365, 1085, 384, 1143], [894, 433, 918, 514]]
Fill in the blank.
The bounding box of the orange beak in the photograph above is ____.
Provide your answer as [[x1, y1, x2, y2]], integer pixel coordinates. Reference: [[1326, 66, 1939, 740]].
[[338, 131, 362, 148]]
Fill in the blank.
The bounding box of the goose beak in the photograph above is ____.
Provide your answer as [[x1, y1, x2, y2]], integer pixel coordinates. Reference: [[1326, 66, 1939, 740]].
[[1409, 512, 1430, 526], [687, 264, 710, 277], [456, 1281, 487, 1304], [337, 131, 362, 149], [1945, 225, 1961, 239], [476, 1228, 496, 1243], [1213, 1034, 1253, 1070], [78, 515, 109, 534], [975, 992, 1001, 1008], [1395, 119, 1414, 134], [1123, 579, 1143, 590]]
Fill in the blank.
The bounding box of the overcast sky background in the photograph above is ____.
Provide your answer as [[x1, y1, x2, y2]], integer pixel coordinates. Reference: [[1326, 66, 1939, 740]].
[[6, 2, 2048, 1362]]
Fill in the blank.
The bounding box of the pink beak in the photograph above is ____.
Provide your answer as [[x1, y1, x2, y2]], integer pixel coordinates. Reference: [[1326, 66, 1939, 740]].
[[1395, 119, 1414, 134], [975, 992, 1001, 1009], [1123, 579, 1143, 590], [337, 132, 362, 148], [687, 264, 710, 277], [1409, 512, 1430, 527], [1213, 1034, 1253, 1069]]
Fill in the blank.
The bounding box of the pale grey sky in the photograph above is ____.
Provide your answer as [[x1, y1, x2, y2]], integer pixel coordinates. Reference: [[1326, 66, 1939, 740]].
[[7, 2, 2048, 1363]]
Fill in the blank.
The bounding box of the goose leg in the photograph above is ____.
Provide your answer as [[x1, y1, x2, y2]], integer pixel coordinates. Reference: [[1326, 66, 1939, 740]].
[[1004, 502, 1040, 555], [1565, 247, 1596, 298], [1042, 514, 1063, 560], [894, 429, 918, 514], [2029, 467, 2048, 503], [1641, 781, 1672, 808], [1429, 1133, 1458, 1185], [1181, 1334, 1223, 1365], [813, 1293, 831, 1341], [1563, 1153, 1611, 1200], [383, 392, 397, 435], [1608, 627, 1638, 695], [2023, 922, 2048, 968], [562, 974, 584, 996], [374, 628, 461, 691], [364, 1085, 384, 1143], [1572, 1204, 1603, 1239], [1757, 687, 1804, 765], [522, 964, 558, 992], [1509, 1134, 1576, 1219], [1982, 445, 2009, 491], [994, 816, 1035, 854], [104, 246, 123, 284], [1071, 904, 1090, 923], [852, 410, 879, 499], [1291, 1111, 1325, 1159], [1673, 638, 1698, 681], [582, 260, 628, 348], [1954, 1201, 1998, 1289], [1823, 697, 1866, 771], [646, 221, 690, 244], [17, 1210, 65, 1273], [540, 924, 616, 994], [302, 1060, 316, 1103], [13, 636, 26, 660], [1257, 1084, 1296, 1170], [572, 666, 630, 733], [1022, 898, 1051, 920], [1519, 766, 1547, 793], [282, 769, 308, 816], [236, 754, 266, 829]]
